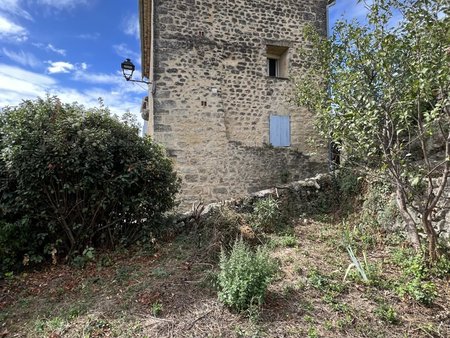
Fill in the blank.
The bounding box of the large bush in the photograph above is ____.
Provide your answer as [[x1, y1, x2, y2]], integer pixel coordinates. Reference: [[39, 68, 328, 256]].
[[0, 97, 179, 272]]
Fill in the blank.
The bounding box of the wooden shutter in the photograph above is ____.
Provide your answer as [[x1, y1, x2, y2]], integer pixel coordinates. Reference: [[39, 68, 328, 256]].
[[270, 115, 290, 147]]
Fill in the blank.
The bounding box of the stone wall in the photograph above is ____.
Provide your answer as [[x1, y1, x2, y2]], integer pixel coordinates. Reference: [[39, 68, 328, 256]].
[[150, 0, 329, 207], [176, 141, 326, 205], [179, 173, 334, 221]]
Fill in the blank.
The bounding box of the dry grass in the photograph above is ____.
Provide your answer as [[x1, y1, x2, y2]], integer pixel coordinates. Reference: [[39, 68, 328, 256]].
[[1, 213, 450, 338]]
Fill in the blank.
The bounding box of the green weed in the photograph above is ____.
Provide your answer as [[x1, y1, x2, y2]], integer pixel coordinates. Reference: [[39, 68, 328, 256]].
[[150, 302, 163, 317], [83, 318, 112, 337], [307, 326, 318, 338], [267, 234, 298, 248], [151, 267, 170, 278], [392, 250, 438, 305], [218, 239, 278, 312], [34, 316, 66, 335], [72, 247, 95, 269], [375, 303, 399, 324], [308, 269, 346, 294]]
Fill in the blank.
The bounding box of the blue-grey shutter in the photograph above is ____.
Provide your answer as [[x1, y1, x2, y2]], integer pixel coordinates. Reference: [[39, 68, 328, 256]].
[[270, 115, 290, 147]]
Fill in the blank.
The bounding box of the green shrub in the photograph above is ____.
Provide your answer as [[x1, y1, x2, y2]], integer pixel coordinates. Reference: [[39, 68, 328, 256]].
[[218, 239, 278, 311], [0, 220, 34, 273], [0, 96, 179, 273], [251, 197, 281, 232], [340, 220, 381, 252]]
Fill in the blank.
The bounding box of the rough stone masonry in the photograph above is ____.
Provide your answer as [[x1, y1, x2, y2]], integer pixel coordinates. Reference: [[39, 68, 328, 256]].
[[139, 0, 330, 208]]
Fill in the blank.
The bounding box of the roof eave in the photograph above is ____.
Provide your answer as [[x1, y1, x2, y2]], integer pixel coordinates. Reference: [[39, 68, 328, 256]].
[[139, 0, 151, 79]]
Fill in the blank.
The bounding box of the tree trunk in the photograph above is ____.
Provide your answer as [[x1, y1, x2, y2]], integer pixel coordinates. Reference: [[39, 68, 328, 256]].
[[60, 217, 76, 252], [395, 186, 421, 251], [422, 215, 439, 263]]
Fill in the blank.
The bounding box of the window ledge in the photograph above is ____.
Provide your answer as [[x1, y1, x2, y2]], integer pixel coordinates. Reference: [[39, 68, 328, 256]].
[[266, 76, 290, 81]]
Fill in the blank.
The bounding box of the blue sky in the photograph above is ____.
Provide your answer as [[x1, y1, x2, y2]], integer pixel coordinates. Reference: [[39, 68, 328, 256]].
[[0, 0, 370, 123]]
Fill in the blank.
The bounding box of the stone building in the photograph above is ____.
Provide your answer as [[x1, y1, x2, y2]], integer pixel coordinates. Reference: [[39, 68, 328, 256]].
[[138, 0, 334, 207]]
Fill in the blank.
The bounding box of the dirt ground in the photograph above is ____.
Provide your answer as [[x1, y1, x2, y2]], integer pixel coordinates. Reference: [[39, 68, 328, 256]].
[[1, 212, 450, 338]]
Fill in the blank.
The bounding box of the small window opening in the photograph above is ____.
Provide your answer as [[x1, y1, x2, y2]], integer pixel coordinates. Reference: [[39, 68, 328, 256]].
[[201, 101, 207, 107], [268, 58, 278, 77], [266, 45, 289, 78]]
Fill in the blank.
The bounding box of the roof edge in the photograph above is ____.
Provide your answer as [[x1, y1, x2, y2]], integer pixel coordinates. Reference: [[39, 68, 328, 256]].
[[139, 0, 151, 79]]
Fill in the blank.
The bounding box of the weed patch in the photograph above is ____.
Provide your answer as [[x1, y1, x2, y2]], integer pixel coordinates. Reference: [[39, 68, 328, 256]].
[[375, 303, 399, 324], [218, 239, 278, 312], [391, 249, 438, 305]]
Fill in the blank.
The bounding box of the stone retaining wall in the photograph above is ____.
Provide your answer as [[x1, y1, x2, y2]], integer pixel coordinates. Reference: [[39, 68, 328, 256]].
[[179, 173, 333, 219]]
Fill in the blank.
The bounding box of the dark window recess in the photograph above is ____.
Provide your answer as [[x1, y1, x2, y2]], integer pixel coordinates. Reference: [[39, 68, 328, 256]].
[[266, 45, 289, 78], [199, 31, 205, 37], [201, 101, 207, 107], [268, 58, 278, 77]]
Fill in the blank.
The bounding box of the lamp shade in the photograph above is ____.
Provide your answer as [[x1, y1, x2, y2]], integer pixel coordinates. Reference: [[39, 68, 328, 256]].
[[121, 58, 135, 81]]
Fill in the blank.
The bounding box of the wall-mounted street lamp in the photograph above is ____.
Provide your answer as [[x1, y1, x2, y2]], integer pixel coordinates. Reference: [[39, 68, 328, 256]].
[[121, 58, 150, 84]]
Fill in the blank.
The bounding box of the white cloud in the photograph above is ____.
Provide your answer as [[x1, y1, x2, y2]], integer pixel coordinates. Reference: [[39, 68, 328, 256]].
[[122, 14, 139, 39], [46, 43, 66, 56], [0, 63, 146, 120], [2, 48, 39, 67], [72, 68, 148, 96], [33, 42, 67, 56], [0, 0, 33, 20], [47, 62, 126, 84], [73, 70, 122, 85], [76, 32, 100, 40], [113, 43, 141, 66], [113, 43, 130, 58], [46, 61, 74, 74], [76, 33, 100, 40], [0, 64, 56, 105], [35, 0, 89, 10], [0, 15, 28, 41]]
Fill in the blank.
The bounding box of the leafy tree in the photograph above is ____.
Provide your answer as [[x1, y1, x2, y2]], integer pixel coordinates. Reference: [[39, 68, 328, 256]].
[[297, 0, 449, 262], [0, 96, 179, 271]]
